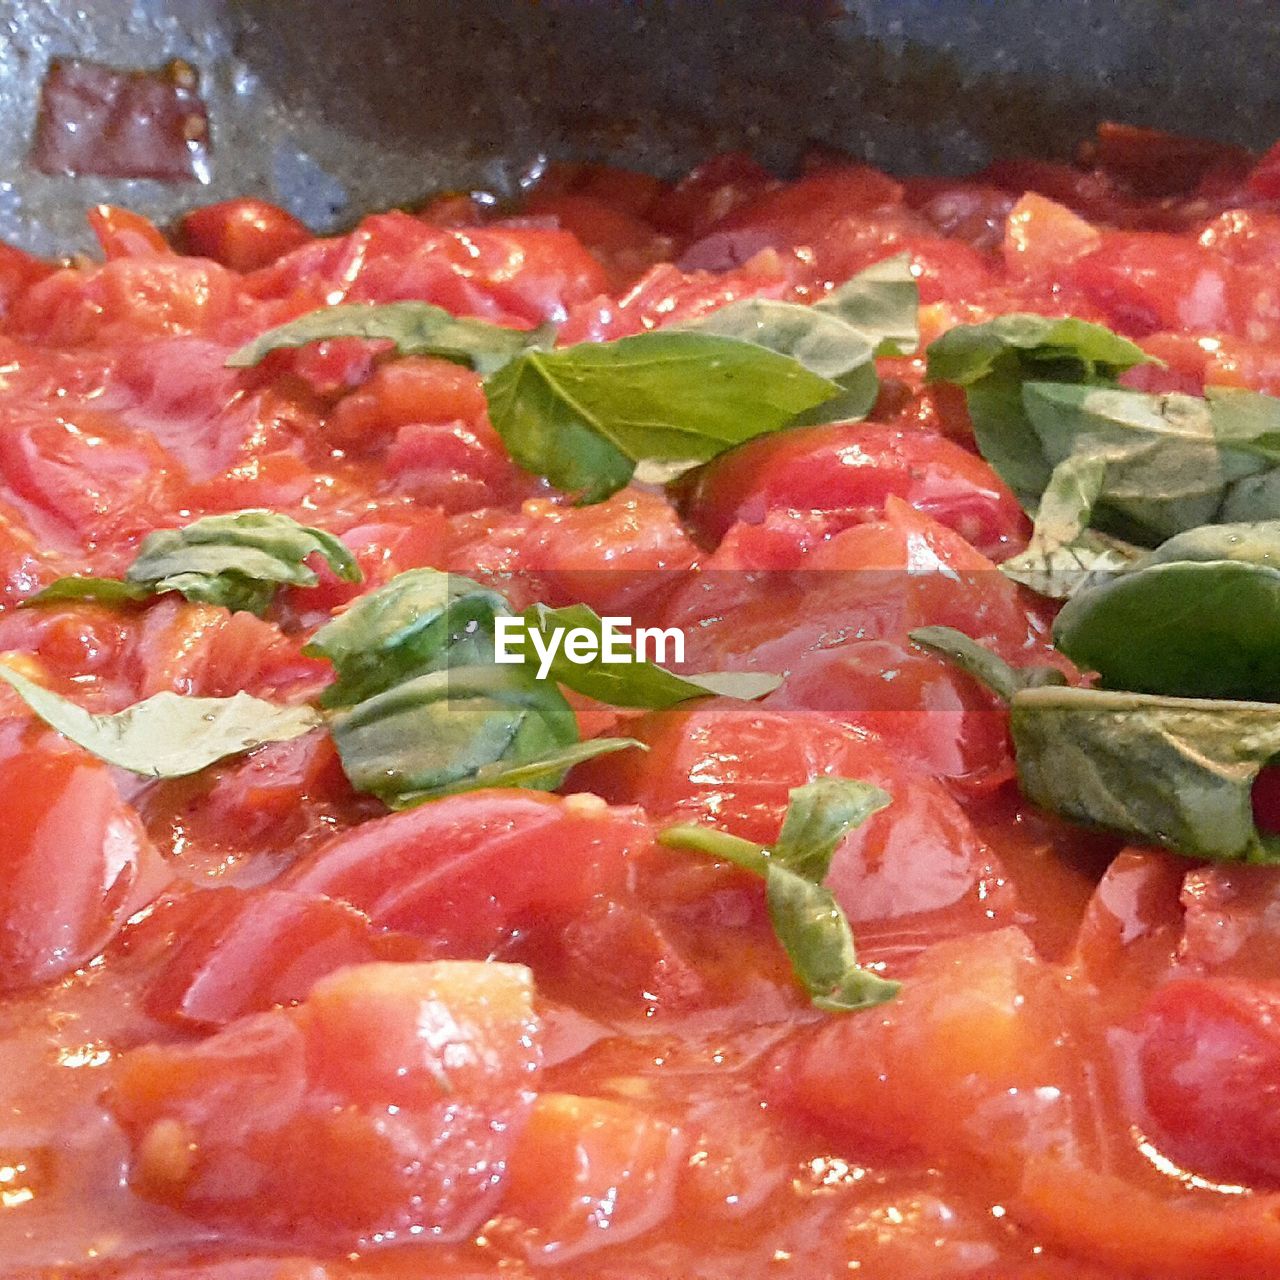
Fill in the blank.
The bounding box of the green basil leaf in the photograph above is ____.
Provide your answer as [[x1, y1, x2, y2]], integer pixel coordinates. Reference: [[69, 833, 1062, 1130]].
[[0, 664, 320, 778], [684, 254, 919, 426], [924, 315, 1152, 504], [771, 776, 891, 881], [658, 777, 897, 1013], [1206, 385, 1280, 463], [813, 253, 919, 357], [1053, 521, 1280, 700], [1010, 684, 1280, 864], [483, 330, 842, 504], [32, 511, 361, 617], [388, 736, 643, 809], [908, 626, 1067, 702], [517, 602, 781, 707], [327, 663, 580, 805], [998, 455, 1143, 598], [306, 568, 509, 708], [1019, 383, 1268, 546], [25, 577, 152, 607], [765, 865, 900, 1012], [226, 302, 555, 376]]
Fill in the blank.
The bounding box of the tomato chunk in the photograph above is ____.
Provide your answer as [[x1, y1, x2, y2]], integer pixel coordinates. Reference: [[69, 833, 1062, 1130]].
[[110, 960, 540, 1243]]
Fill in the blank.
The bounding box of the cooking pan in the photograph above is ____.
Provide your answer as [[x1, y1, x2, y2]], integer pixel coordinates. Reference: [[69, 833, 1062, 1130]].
[[4, 0, 1280, 256]]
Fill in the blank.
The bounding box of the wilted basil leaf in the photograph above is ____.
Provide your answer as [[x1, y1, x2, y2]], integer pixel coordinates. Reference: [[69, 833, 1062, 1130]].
[[327, 663, 582, 806], [26, 577, 152, 607], [909, 626, 1067, 702], [659, 778, 898, 1012], [0, 664, 320, 778], [307, 568, 509, 708], [684, 254, 919, 425], [1011, 684, 1280, 864], [1053, 521, 1280, 700], [998, 454, 1143, 598], [32, 510, 362, 617], [226, 301, 555, 376], [925, 314, 1152, 503], [484, 330, 841, 504]]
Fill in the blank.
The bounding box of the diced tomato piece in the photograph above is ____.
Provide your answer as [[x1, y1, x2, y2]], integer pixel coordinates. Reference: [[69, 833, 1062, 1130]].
[[649, 152, 777, 238], [1178, 863, 1280, 980], [87, 204, 172, 260], [903, 178, 1018, 251], [674, 422, 1028, 559], [1071, 233, 1232, 336], [1091, 122, 1251, 198], [0, 742, 168, 990], [763, 637, 1015, 796], [328, 356, 489, 447], [0, 242, 55, 317], [139, 887, 421, 1027], [771, 928, 1070, 1166], [1070, 847, 1185, 1003], [1137, 978, 1280, 1188], [178, 199, 311, 271], [1003, 193, 1101, 283], [283, 790, 652, 957], [199, 730, 356, 845], [522, 193, 674, 287], [501, 1092, 686, 1260], [572, 165, 668, 219], [110, 960, 540, 1243]]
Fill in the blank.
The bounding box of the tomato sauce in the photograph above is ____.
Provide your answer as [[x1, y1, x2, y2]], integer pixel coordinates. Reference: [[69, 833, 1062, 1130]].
[[1, 130, 1280, 1278]]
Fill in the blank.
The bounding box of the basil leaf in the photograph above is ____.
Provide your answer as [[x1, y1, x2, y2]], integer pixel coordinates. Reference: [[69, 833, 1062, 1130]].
[[35, 511, 361, 617], [908, 626, 1067, 702], [925, 315, 1152, 504], [684, 254, 919, 425], [766, 866, 899, 1013], [0, 664, 320, 778], [813, 253, 919, 358], [387, 736, 643, 809], [659, 778, 897, 1013], [1019, 383, 1270, 546], [771, 775, 891, 881], [999, 455, 1143, 598], [125, 510, 361, 616], [307, 568, 509, 708], [226, 302, 555, 377], [25, 577, 152, 607], [518, 602, 780, 707], [327, 663, 581, 806], [1206, 385, 1280, 463], [1011, 684, 1280, 864], [483, 331, 842, 504], [1053, 521, 1280, 700]]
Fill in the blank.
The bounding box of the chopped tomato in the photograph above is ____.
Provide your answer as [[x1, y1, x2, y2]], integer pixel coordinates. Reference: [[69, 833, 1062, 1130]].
[[109, 960, 540, 1243], [178, 198, 311, 271], [0, 741, 168, 990]]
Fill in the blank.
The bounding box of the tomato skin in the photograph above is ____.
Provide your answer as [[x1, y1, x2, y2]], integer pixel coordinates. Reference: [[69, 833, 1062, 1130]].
[[675, 422, 1028, 559], [283, 790, 652, 956], [649, 151, 776, 238], [139, 887, 422, 1028], [763, 637, 1015, 796], [0, 743, 168, 991], [88, 204, 171, 259], [179, 198, 311, 271], [1138, 978, 1280, 1187], [110, 960, 540, 1244], [0, 241, 54, 316]]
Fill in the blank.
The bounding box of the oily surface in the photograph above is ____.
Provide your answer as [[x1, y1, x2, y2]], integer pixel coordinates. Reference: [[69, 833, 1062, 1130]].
[[2, 140, 1280, 1278]]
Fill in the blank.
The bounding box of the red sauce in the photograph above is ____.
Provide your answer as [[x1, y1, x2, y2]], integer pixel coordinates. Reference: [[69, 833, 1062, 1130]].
[[0, 132, 1279, 1278]]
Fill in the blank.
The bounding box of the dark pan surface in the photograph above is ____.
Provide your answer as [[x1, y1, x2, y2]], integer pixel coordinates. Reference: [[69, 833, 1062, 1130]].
[[4, 0, 1280, 253]]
